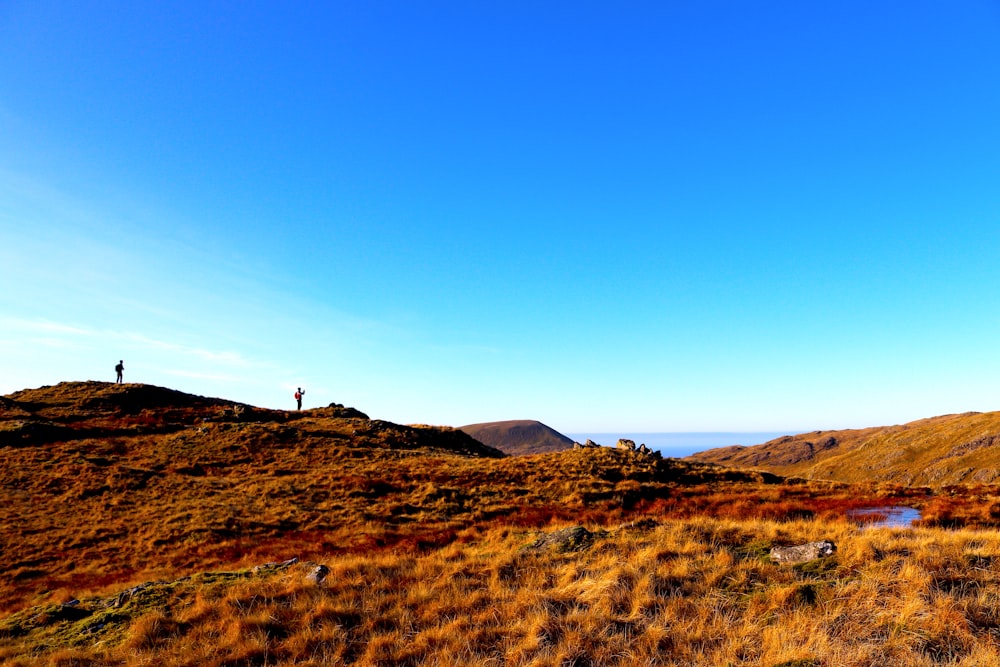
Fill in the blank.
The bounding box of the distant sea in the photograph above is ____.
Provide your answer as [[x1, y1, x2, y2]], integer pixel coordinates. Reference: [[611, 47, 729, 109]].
[[564, 432, 793, 459]]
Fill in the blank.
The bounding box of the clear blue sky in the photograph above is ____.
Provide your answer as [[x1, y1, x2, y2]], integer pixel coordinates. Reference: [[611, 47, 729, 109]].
[[2, 2, 999, 433]]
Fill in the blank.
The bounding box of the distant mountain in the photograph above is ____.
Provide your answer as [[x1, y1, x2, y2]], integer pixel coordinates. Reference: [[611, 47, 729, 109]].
[[459, 419, 575, 455], [687, 411, 1000, 486]]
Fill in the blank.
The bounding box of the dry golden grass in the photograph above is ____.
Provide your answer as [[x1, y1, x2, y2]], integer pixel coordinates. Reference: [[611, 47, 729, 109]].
[[6, 381, 1000, 665], [6, 518, 1000, 666], [4, 381, 835, 617]]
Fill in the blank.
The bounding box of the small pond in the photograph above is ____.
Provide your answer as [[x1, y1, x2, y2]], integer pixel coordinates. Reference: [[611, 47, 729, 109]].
[[848, 506, 922, 529]]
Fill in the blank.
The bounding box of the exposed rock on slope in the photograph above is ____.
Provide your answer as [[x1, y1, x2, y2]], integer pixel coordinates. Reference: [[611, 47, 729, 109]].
[[688, 411, 1000, 486], [459, 419, 574, 455]]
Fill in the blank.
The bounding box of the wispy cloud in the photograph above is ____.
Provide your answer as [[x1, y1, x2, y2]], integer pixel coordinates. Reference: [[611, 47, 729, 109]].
[[0, 317, 267, 370], [31, 336, 88, 349], [0, 318, 97, 337]]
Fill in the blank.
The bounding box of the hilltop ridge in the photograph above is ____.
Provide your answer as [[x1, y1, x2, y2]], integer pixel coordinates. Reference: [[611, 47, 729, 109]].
[[688, 410, 1000, 485]]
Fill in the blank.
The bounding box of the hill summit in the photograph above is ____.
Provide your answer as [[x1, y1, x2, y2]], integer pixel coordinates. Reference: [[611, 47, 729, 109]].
[[459, 419, 574, 455]]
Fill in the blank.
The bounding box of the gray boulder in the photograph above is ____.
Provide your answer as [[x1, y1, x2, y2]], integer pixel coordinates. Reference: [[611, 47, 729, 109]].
[[770, 540, 836, 564]]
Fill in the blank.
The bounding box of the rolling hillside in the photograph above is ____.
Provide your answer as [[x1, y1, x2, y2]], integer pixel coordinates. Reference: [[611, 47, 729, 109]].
[[459, 419, 575, 455], [0, 381, 773, 618], [688, 411, 1000, 485], [7, 382, 1000, 665]]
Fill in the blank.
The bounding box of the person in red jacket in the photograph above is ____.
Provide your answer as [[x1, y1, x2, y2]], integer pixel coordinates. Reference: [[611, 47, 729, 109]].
[[294, 387, 304, 410]]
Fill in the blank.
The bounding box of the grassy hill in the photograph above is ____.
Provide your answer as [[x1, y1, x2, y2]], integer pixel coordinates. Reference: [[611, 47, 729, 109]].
[[459, 419, 575, 455], [0, 382, 781, 616], [687, 411, 1000, 485], [6, 382, 1000, 665]]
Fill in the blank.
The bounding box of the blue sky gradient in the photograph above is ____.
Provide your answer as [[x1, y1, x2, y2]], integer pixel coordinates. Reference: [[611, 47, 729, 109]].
[[2, 2, 999, 432]]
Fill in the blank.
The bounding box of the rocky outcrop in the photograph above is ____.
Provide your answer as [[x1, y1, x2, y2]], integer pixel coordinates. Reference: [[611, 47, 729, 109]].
[[574, 439, 602, 449], [619, 439, 661, 459], [637, 443, 657, 457], [574, 438, 661, 460]]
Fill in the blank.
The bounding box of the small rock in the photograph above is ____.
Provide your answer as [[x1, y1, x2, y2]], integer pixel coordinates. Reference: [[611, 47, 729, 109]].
[[111, 581, 166, 608], [616, 439, 637, 451], [770, 540, 836, 564], [114, 587, 138, 608], [82, 621, 106, 635], [525, 526, 597, 554], [305, 564, 330, 586]]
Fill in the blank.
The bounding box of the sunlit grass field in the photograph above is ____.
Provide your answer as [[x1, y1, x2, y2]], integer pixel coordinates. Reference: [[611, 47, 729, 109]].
[[7, 518, 1000, 666], [6, 382, 1000, 665]]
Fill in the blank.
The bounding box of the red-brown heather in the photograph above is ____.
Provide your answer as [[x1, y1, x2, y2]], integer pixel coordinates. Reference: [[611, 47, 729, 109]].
[[5, 381, 1000, 665]]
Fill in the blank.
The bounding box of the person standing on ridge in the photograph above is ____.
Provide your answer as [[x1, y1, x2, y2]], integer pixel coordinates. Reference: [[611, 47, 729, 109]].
[[295, 387, 304, 410], [115, 360, 124, 384]]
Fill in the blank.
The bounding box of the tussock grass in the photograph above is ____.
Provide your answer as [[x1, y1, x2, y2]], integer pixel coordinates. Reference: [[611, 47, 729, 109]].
[[6, 518, 1000, 665], [3, 383, 852, 617], [7, 382, 1000, 664]]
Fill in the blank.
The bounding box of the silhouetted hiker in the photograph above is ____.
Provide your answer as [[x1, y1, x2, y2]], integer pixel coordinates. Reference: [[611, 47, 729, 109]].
[[115, 360, 124, 384], [294, 387, 304, 410]]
